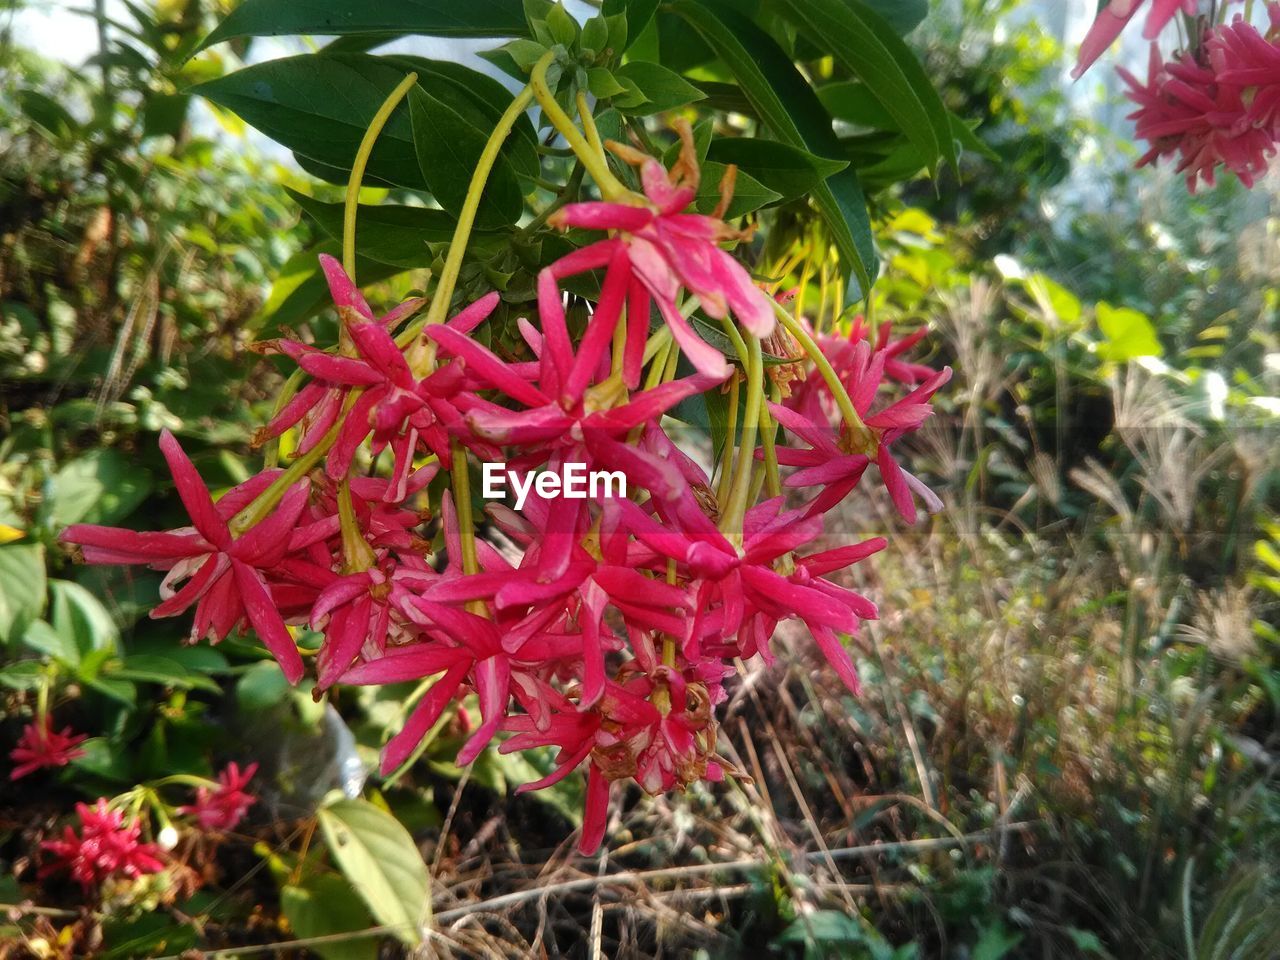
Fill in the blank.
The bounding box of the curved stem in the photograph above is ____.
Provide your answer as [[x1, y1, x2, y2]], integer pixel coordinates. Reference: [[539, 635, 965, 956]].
[[230, 414, 344, 536], [417, 57, 545, 340], [344, 72, 419, 281], [771, 299, 873, 450], [531, 55, 631, 201]]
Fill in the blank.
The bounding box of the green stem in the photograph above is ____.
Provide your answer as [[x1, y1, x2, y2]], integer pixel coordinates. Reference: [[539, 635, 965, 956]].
[[409, 58, 545, 371], [530, 54, 632, 201], [449, 439, 480, 578], [720, 335, 763, 537], [230, 418, 341, 536], [759, 386, 781, 499], [715, 375, 740, 506], [772, 299, 873, 451], [344, 72, 419, 281]]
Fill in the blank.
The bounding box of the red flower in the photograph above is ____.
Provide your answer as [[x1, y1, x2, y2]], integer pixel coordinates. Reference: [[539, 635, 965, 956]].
[[60, 430, 310, 684], [180, 762, 258, 832], [40, 799, 164, 890], [9, 717, 87, 780], [546, 123, 775, 380]]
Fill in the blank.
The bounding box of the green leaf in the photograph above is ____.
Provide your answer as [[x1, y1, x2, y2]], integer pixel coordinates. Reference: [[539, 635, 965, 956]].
[[318, 798, 431, 945], [281, 874, 378, 960], [110, 654, 222, 693], [41, 449, 152, 529], [18, 88, 78, 138], [973, 921, 1023, 960], [862, 0, 927, 34], [1096, 302, 1163, 362], [693, 162, 781, 218], [253, 240, 404, 336], [198, 0, 527, 51], [192, 54, 426, 190], [237, 660, 294, 712], [613, 61, 705, 115], [50, 579, 121, 658], [0, 544, 46, 645], [21, 620, 80, 666], [603, 0, 657, 49], [587, 67, 628, 100], [382, 56, 540, 182], [818, 80, 897, 128], [288, 188, 457, 268], [0, 660, 45, 691], [705, 137, 847, 203], [776, 0, 955, 178], [669, 0, 875, 298], [408, 85, 524, 228]]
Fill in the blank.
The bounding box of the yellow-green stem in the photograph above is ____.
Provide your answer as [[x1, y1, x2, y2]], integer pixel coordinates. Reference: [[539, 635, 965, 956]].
[[344, 72, 419, 281], [531, 55, 632, 202], [759, 391, 781, 499], [720, 335, 763, 537], [715, 374, 740, 506], [772, 300, 873, 450], [415, 58, 546, 353], [230, 414, 344, 536], [449, 438, 481, 579], [338, 478, 376, 573]]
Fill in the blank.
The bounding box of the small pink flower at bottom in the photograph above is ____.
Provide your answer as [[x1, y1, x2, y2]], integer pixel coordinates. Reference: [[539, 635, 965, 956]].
[[179, 761, 259, 832], [40, 799, 165, 890], [9, 717, 88, 780]]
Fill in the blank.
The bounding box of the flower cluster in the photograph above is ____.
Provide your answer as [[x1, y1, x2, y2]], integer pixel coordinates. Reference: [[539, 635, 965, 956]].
[[179, 761, 258, 832], [1075, 2, 1280, 191], [60, 127, 948, 855], [9, 717, 87, 780], [40, 800, 164, 890]]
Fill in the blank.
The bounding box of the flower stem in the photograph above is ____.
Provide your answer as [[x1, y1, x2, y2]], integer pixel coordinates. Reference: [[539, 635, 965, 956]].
[[449, 439, 480, 578], [344, 72, 419, 281], [230, 416, 342, 536], [771, 299, 873, 451], [720, 335, 763, 537], [416, 57, 546, 344], [759, 388, 782, 499], [530, 55, 632, 202]]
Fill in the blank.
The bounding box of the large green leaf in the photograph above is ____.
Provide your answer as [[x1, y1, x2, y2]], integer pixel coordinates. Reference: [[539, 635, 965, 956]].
[[381, 55, 540, 182], [603, 0, 659, 49], [0, 544, 46, 645], [253, 240, 405, 336], [693, 162, 781, 218], [198, 0, 527, 51], [288, 188, 455, 268], [281, 874, 378, 960], [613, 61, 705, 115], [862, 0, 927, 34], [318, 798, 431, 946], [777, 0, 955, 178], [50, 579, 120, 659], [1096, 302, 1163, 362], [408, 86, 524, 228], [41, 449, 152, 529], [669, 0, 876, 299], [192, 54, 426, 189], [705, 137, 847, 203]]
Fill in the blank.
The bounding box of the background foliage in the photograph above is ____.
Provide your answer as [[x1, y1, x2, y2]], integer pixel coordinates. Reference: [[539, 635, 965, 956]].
[[1, 0, 1277, 956]]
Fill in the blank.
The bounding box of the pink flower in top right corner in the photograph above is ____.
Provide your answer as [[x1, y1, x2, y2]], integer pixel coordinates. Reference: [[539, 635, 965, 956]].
[[1119, 7, 1280, 192]]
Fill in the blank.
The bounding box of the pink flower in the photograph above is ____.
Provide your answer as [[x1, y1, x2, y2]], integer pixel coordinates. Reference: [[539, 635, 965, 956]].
[[8, 717, 87, 780], [60, 430, 310, 684], [180, 762, 258, 832], [40, 799, 164, 889], [546, 124, 775, 380], [1120, 17, 1280, 192], [1074, 0, 1198, 79]]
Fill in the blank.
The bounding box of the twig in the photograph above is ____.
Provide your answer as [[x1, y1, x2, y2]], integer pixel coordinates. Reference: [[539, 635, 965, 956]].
[[433, 824, 1036, 923]]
